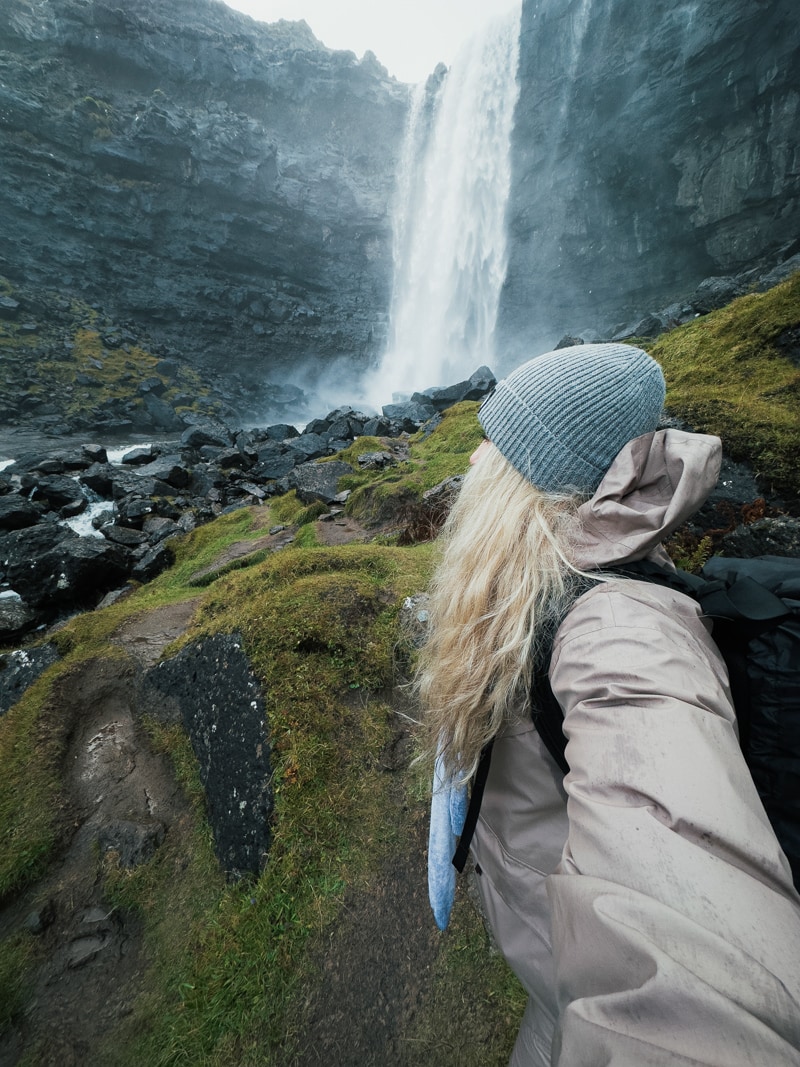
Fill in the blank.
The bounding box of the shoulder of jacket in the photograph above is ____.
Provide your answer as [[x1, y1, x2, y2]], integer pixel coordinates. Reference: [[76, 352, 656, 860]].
[[555, 577, 703, 646]]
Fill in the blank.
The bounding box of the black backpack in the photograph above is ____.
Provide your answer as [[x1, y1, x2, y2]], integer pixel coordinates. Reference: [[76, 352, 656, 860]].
[[454, 554, 800, 889]]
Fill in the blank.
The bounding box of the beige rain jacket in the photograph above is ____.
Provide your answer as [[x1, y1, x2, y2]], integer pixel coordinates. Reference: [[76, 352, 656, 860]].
[[470, 428, 800, 1066]]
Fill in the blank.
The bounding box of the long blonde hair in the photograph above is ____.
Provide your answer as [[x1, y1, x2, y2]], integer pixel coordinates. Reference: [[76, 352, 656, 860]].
[[416, 444, 586, 781]]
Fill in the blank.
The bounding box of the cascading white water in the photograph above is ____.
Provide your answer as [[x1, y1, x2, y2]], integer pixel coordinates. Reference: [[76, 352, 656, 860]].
[[365, 2, 523, 406]]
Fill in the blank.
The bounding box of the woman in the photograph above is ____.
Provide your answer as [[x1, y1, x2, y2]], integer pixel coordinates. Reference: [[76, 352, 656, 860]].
[[418, 343, 800, 1065]]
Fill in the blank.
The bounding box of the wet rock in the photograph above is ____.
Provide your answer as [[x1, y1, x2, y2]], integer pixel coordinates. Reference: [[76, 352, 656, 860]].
[[101, 525, 149, 547], [719, 517, 800, 558], [288, 460, 353, 505], [82, 443, 108, 465], [121, 445, 157, 465], [425, 367, 497, 409], [251, 444, 296, 480], [24, 473, 87, 514], [141, 516, 182, 543], [131, 541, 175, 583], [262, 423, 299, 441], [97, 819, 166, 868], [181, 422, 231, 450], [0, 492, 43, 530], [689, 276, 747, 314], [79, 462, 116, 497], [0, 642, 60, 715], [357, 451, 395, 470], [362, 416, 392, 436], [0, 593, 37, 644], [2, 528, 131, 609], [135, 455, 191, 489], [143, 633, 272, 879], [285, 433, 330, 461], [381, 400, 436, 431]]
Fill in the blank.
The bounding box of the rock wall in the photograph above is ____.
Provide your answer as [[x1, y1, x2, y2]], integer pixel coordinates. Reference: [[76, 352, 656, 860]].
[[498, 0, 800, 362], [0, 0, 408, 400]]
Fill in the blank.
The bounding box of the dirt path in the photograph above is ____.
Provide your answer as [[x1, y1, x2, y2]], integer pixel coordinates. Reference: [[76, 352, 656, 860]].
[[0, 652, 193, 1066]]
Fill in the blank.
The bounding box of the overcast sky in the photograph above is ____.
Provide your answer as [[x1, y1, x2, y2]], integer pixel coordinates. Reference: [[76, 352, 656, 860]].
[[223, 0, 503, 83]]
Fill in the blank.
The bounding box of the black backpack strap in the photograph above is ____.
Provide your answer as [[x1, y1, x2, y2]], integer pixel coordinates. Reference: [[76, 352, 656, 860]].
[[531, 668, 570, 775], [452, 739, 494, 873]]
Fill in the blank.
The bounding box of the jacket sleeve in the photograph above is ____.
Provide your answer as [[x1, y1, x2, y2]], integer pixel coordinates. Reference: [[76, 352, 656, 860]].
[[547, 581, 800, 1066]]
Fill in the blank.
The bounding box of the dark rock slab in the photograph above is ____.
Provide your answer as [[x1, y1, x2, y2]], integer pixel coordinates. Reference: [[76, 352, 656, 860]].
[[24, 473, 87, 513], [135, 455, 191, 488], [142, 633, 272, 879], [720, 517, 800, 558]]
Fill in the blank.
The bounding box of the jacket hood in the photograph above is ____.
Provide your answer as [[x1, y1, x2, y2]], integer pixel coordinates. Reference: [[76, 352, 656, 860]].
[[571, 428, 722, 571]]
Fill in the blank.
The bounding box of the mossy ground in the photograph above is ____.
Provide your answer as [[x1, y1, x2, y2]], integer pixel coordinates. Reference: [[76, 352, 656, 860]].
[[2, 274, 798, 1063], [652, 271, 800, 502]]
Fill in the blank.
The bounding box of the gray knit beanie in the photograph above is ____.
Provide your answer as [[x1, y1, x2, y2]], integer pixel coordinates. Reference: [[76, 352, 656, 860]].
[[478, 343, 666, 493]]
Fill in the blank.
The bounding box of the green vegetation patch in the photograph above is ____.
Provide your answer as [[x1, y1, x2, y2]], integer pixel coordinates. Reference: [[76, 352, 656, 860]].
[[0, 277, 210, 423], [96, 542, 437, 1064], [652, 271, 800, 499], [0, 662, 77, 901], [343, 403, 482, 527]]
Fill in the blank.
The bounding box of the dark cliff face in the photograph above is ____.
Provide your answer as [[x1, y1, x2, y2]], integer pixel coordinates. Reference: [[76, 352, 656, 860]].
[[0, 0, 408, 396], [498, 0, 800, 361]]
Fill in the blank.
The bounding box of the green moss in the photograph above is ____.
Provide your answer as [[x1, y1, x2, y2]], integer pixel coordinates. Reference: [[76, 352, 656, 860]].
[[0, 664, 72, 900], [652, 271, 800, 498], [0, 931, 35, 1033], [0, 284, 211, 423], [343, 403, 482, 527], [269, 490, 328, 528], [94, 543, 436, 1064]]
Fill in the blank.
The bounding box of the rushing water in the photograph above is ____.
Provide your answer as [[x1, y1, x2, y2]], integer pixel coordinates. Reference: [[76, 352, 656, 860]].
[[364, 3, 522, 406]]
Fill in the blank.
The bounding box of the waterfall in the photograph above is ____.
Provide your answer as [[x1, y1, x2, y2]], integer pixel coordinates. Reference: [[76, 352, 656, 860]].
[[365, 3, 523, 406]]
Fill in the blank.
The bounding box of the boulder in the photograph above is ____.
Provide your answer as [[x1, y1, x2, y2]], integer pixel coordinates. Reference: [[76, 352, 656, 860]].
[[0, 594, 38, 646], [0, 493, 43, 530], [0, 643, 60, 716], [262, 423, 299, 441], [79, 462, 116, 497], [101, 525, 149, 547], [121, 445, 158, 465], [24, 473, 87, 513], [3, 532, 131, 609], [381, 400, 437, 432], [287, 460, 353, 504], [181, 422, 231, 450], [135, 455, 191, 488], [285, 433, 330, 461], [131, 541, 174, 583]]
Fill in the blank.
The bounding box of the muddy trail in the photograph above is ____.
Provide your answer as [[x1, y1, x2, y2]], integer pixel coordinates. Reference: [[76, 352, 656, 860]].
[[0, 514, 486, 1066]]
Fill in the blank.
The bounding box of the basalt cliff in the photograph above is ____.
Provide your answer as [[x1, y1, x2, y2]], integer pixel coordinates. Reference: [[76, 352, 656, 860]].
[[0, 0, 407, 407], [499, 0, 800, 360]]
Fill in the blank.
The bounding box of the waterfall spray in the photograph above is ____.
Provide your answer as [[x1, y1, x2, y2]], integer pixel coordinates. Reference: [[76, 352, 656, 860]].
[[364, 2, 523, 408]]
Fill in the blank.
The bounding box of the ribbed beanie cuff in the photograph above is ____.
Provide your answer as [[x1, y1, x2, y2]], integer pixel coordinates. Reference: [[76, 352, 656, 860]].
[[478, 343, 666, 493]]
